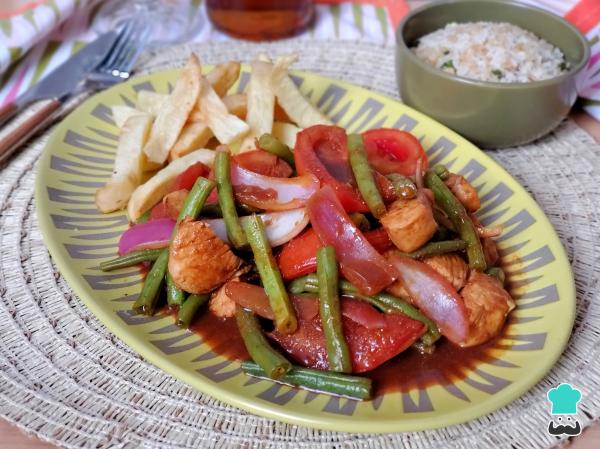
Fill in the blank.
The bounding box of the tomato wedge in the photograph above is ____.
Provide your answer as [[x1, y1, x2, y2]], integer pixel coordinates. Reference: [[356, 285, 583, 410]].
[[307, 185, 396, 295], [362, 128, 428, 176], [169, 161, 211, 192], [278, 227, 394, 280], [149, 201, 170, 220], [269, 299, 425, 373], [230, 160, 319, 211], [387, 254, 469, 345], [295, 125, 367, 212], [233, 149, 293, 178]]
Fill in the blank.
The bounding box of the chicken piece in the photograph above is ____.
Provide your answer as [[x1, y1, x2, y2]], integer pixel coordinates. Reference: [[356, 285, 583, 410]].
[[481, 237, 500, 266], [460, 271, 515, 347], [169, 218, 241, 294], [208, 266, 251, 318], [209, 281, 237, 318], [385, 280, 411, 303], [422, 253, 469, 291], [163, 189, 188, 220], [380, 198, 437, 253], [445, 173, 480, 212]]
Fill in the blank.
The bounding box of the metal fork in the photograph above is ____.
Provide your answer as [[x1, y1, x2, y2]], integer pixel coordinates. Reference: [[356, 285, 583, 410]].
[[86, 17, 149, 90], [0, 18, 148, 164]]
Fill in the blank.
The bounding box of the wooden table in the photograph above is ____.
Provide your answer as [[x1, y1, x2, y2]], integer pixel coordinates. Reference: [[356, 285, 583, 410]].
[[1, 110, 599, 448]]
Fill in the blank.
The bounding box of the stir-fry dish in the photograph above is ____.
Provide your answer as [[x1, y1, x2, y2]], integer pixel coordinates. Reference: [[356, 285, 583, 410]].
[[96, 53, 515, 400]]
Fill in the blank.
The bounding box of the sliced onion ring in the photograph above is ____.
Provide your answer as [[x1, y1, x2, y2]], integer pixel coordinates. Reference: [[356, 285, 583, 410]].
[[118, 218, 175, 256], [206, 208, 309, 247]]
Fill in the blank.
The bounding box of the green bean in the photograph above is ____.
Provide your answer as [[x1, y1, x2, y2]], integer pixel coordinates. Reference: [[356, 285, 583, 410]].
[[236, 308, 291, 379], [176, 176, 216, 225], [244, 215, 297, 333], [200, 202, 223, 217], [215, 150, 247, 248], [386, 173, 417, 199], [358, 292, 441, 346], [401, 240, 467, 259], [347, 134, 386, 218], [349, 213, 371, 232], [199, 202, 259, 218], [317, 246, 351, 373], [432, 208, 456, 232], [166, 273, 185, 307], [132, 249, 169, 315], [288, 274, 441, 345], [486, 267, 506, 286], [258, 133, 295, 166], [425, 171, 486, 270], [288, 275, 316, 295], [100, 248, 162, 272], [432, 164, 449, 180], [241, 361, 371, 400], [177, 293, 209, 328], [412, 340, 436, 355], [135, 208, 152, 224]]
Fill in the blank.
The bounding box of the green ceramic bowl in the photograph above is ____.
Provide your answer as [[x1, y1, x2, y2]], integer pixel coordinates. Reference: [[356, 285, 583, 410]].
[[395, 0, 590, 148]]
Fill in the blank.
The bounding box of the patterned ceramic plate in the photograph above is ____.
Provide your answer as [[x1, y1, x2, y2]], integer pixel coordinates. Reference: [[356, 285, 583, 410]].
[[35, 67, 575, 433]]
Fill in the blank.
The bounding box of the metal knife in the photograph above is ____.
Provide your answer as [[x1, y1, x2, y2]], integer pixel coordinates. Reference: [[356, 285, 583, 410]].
[[0, 30, 118, 162]]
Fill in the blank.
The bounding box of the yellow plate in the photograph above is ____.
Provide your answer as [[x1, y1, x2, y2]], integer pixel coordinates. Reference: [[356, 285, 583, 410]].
[[35, 67, 575, 433]]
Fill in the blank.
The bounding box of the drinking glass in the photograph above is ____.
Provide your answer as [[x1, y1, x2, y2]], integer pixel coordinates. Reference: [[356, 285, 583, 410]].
[[206, 0, 315, 41]]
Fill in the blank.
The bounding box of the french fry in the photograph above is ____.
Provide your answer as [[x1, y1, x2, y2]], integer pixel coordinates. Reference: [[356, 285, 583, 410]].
[[112, 105, 146, 129], [138, 62, 241, 119], [137, 91, 167, 115], [197, 76, 249, 144], [96, 114, 153, 213], [189, 93, 246, 122], [170, 122, 213, 160], [222, 94, 247, 119], [239, 60, 275, 153], [272, 121, 302, 149], [272, 55, 332, 128], [143, 54, 202, 164], [127, 149, 216, 221], [206, 61, 241, 97]]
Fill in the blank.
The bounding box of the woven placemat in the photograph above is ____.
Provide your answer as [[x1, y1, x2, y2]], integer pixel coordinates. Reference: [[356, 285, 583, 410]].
[[1, 40, 599, 449]]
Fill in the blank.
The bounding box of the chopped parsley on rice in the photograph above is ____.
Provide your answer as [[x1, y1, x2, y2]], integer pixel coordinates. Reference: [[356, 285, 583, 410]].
[[412, 22, 569, 83]]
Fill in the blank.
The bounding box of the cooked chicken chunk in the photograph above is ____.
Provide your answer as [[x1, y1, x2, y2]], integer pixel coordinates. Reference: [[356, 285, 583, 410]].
[[169, 218, 241, 294], [163, 189, 188, 220], [380, 198, 437, 253], [423, 253, 468, 291], [481, 237, 500, 266], [209, 281, 237, 318], [445, 173, 480, 212], [386, 279, 410, 302], [460, 271, 515, 347]]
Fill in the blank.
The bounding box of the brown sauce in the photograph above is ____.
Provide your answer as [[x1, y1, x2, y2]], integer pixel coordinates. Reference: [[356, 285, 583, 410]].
[[368, 333, 504, 396], [187, 307, 509, 395], [190, 311, 249, 361], [182, 244, 517, 396]]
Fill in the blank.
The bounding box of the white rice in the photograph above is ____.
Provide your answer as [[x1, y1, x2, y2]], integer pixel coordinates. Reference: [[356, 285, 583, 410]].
[[412, 22, 569, 83]]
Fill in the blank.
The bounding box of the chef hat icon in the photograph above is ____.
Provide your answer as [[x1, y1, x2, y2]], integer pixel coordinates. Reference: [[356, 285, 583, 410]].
[[547, 384, 582, 415]]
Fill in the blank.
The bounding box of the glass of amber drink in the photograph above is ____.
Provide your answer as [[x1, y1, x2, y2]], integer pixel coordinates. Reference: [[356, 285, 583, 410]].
[[206, 0, 314, 41]]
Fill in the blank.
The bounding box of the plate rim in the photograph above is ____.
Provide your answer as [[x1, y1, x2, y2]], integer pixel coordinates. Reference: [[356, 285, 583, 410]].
[[34, 67, 576, 433]]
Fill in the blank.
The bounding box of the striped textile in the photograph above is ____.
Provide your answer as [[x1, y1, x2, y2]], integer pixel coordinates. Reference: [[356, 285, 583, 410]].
[[1, 0, 600, 118]]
